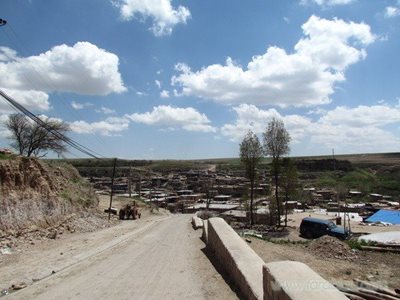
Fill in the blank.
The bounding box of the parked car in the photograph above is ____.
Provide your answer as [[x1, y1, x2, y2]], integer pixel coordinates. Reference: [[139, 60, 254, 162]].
[[300, 217, 350, 240]]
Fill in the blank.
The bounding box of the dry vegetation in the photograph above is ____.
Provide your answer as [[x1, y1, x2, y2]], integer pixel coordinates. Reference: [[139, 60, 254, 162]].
[[248, 234, 400, 290], [0, 156, 99, 236]]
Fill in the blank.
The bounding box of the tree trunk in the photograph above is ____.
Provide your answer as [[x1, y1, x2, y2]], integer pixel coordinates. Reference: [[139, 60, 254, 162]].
[[274, 161, 281, 227], [250, 179, 254, 227], [285, 192, 288, 227]]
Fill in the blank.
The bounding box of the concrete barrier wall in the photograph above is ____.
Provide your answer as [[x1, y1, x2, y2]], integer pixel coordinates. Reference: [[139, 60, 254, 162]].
[[263, 261, 347, 300], [207, 217, 264, 300], [206, 217, 346, 300], [191, 216, 203, 229], [202, 219, 208, 244]]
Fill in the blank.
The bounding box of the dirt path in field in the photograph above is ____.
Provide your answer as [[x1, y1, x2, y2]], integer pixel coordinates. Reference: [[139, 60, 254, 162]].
[[2, 214, 237, 300]]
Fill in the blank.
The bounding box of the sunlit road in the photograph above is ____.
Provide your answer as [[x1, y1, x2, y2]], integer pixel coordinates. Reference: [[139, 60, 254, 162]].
[[9, 215, 237, 300]]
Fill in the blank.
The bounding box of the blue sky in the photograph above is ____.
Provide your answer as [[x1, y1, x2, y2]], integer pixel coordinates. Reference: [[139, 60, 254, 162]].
[[0, 0, 399, 159]]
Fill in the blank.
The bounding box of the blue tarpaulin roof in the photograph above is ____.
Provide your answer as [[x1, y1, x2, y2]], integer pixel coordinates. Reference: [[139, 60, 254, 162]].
[[366, 209, 400, 225]]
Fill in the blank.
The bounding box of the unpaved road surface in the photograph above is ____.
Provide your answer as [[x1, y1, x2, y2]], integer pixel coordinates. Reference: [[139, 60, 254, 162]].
[[5, 214, 237, 299]]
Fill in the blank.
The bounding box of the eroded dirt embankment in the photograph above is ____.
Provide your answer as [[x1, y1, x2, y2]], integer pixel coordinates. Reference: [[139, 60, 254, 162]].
[[0, 156, 110, 242]]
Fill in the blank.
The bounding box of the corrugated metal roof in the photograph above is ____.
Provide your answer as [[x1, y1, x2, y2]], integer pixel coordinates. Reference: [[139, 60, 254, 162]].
[[366, 209, 400, 225], [189, 204, 239, 210]]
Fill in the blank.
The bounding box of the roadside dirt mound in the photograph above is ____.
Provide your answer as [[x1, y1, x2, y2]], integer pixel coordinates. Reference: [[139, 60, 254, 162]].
[[0, 156, 100, 236], [307, 235, 359, 261], [0, 210, 116, 250]]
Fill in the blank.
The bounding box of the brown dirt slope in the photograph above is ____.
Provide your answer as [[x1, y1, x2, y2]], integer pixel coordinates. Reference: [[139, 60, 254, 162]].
[[0, 156, 98, 235], [249, 236, 400, 289], [308, 235, 358, 260]]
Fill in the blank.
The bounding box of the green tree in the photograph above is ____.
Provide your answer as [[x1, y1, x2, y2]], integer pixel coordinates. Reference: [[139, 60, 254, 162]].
[[240, 130, 263, 227], [263, 117, 291, 227], [336, 183, 348, 203]]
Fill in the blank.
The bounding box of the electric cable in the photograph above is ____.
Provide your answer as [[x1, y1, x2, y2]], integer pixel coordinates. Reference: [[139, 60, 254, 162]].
[[0, 89, 102, 159], [0, 21, 111, 155]]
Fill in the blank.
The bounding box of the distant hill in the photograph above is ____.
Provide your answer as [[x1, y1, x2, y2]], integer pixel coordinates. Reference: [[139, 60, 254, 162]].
[[293, 152, 400, 169], [48, 152, 400, 176], [47, 153, 400, 198]]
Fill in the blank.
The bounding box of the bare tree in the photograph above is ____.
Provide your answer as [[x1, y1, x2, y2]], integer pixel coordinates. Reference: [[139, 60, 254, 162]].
[[240, 130, 263, 227], [202, 178, 215, 210], [263, 117, 291, 227], [5, 113, 70, 157], [5, 114, 30, 155]]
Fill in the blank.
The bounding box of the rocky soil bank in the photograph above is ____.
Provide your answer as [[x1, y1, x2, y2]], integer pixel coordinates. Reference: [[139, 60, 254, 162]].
[[0, 156, 110, 240]]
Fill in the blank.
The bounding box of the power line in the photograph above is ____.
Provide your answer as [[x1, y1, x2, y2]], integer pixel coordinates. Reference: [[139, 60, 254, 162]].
[[0, 89, 102, 159], [0, 19, 110, 155]]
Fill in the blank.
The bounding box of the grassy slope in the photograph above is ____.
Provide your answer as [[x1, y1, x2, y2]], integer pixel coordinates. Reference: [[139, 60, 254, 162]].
[[277, 153, 400, 196]]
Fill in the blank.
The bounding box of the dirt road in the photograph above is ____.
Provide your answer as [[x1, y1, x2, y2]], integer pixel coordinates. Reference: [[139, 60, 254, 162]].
[[6, 214, 237, 300]]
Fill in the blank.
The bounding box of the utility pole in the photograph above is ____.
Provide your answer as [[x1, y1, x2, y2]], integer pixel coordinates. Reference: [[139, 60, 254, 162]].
[[108, 158, 117, 221], [343, 202, 346, 233], [332, 148, 336, 171], [138, 175, 141, 198], [128, 163, 132, 198]]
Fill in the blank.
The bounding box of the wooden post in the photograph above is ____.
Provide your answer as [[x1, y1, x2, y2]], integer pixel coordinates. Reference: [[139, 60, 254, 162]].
[[128, 163, 132, 198], [138, 175, 141, 198], [108, 158, 117, 221]]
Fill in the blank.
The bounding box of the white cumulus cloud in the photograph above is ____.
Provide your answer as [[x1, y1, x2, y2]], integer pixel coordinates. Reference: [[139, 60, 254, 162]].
[[220, 104, 311, 142], [160, 90, 170, 98], [71, 101, 93, 110], [96, 106, 116, 114], [172, 15, 375, 107], [0, 114, 10, 138], [319, 105, 400, 127], [70, 117, 129, 136], [221, 103, 400, 153], [309, 125, 400, 153], [0, 88, 50, 113], [384, 6, 400, 18], [126, 105, 216, 132], [71, 101, 84, 110], [116, 0, 191, 36], [0, 42, 126, 113], [300, 0, 354, 6]]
